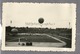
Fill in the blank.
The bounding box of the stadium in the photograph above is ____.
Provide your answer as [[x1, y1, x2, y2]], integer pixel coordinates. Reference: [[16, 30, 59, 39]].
[[5, 26, 72, 48]]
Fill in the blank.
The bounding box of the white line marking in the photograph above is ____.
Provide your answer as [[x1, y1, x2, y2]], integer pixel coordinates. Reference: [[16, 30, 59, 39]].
[[44, 34, 66, 46], [57, 36, 71, 40], [18, 33, 67, 46]]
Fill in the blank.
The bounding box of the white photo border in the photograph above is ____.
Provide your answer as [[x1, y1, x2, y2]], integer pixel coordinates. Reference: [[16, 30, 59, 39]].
[[1, 3, 76, 51]]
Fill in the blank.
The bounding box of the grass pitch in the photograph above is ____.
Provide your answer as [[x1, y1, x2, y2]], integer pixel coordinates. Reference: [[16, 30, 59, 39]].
[[6, 34, 60, 43]]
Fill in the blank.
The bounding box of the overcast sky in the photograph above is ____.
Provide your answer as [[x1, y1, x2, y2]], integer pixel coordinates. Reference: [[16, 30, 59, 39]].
[[3, 3, 76, 28]]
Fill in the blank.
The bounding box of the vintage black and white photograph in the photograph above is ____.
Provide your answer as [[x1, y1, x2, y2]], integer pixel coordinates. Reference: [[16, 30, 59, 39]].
[[2, 3, 76, 51]]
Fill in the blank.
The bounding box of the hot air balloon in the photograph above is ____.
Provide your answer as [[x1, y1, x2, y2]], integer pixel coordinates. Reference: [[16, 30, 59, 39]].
[[38, 18, 44, 27]]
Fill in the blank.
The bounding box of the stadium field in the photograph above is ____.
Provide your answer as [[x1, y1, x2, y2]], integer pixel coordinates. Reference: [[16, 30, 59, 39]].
[[6, 33, 61, 43], [6, 33, 67, 47]]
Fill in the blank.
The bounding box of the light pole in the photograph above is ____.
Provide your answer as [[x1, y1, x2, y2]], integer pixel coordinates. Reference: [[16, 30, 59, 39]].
[[18, 38, 21, 45], [69, 22, 70, 29]]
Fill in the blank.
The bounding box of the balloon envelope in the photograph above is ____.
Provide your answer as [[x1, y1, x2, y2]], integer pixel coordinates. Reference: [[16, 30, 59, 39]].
[[38, 18, 44, 24]]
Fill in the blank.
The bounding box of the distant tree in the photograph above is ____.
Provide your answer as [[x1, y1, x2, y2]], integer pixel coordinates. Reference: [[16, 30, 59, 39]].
[[6, 26, 12, 32]]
